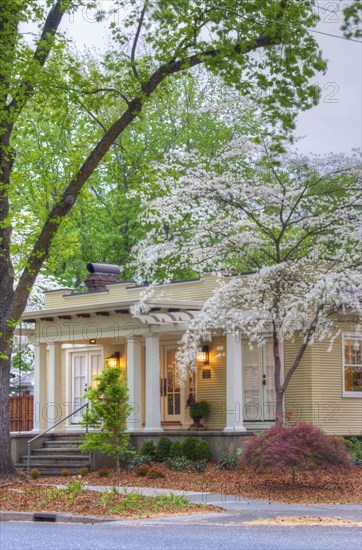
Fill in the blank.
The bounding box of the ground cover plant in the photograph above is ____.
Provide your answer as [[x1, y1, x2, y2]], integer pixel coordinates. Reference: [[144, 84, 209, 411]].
[[0, 481, 220, 519]]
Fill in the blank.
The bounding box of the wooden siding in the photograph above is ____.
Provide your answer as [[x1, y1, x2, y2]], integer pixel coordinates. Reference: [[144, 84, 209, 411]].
[[44, 274, 224, 311], [284, 324, 362, 436], [284, 338, 314, 423], [197, 336, 226, 430]]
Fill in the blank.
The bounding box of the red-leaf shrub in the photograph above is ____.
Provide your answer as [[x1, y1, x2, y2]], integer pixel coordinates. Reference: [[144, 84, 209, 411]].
[[135, 464, 151, 476], [241, 422, 351, 483]]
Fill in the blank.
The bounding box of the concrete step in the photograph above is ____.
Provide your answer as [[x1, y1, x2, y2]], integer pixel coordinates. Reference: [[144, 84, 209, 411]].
[[32, 448, 85, 455], [43, 440, 84, 448], [20, 455, 90, 465]]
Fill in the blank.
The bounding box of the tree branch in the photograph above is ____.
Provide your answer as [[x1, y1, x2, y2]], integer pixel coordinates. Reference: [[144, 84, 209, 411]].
[[131, 2, 148, 79]]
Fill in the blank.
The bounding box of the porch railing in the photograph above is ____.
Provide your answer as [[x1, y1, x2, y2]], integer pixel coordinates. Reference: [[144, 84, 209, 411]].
[[27, 403, 89, 475]]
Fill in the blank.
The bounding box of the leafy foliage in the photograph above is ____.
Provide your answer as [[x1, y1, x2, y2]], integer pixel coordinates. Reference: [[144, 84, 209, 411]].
[[129, 454, 152, 471], [156, 436, 173, 462], [191, 459, 208, 473], [169, 441, 183, 459], [80, 366, 130, 473], [135, 464, 151, 477], [182, 437, 200, 461], [194, 440, 213, 461], [140, 440, 157, 459], [241, 422, 352, 483], [346, 437, 362, 464], [217, 452, 238, 470], [166, 457, 191, 472]]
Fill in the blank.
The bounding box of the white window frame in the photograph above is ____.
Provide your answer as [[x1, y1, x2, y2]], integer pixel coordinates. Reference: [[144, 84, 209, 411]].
[[342, 333, 362, 398]]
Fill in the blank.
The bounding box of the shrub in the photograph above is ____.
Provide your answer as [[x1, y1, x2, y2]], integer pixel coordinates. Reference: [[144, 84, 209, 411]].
[[61, 468, 70, 477], [140, 440, 157, 459], [119, 446, 136, 470], [166, 457, 191, 471], [169, 441, 183, 458], [78, 467, 89, 477], [29, 468, 40, 480], [147, 467, 166, 479], [217, 452, 238, 470], [241, 421, 352, 484], [17, 470, 26, 478], [129, 454, 152, 471], [135, 464, 151, 477], [182, 437, 199, 461], [98, 467, 110, 478], [192, 460, 208, 473], [195, 440, 212, 461], [346, 437, 362, 464], [156, 436, 172, 462]]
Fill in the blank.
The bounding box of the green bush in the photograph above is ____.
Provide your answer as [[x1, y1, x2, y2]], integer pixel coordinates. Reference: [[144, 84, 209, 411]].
[[195, 440, 212, 461], [169, 441, 183, 458], [129, 454, 152, 471], [346, 437, 362, 463], [140, 440, 157, 459], [166, 457, 191, 471], [192, 459, 208, 473], [147, 467, 166, 479], [119, 446, 136, 470], [182, 437, 199, 460], [156, 436, 172, 462], [78, 467, 89, 477], [217, 452, 238, 470]]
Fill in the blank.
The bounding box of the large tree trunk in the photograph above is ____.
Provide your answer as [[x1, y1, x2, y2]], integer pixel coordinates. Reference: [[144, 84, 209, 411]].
[[0, 330, 17, 476], [272, 326, 284, 425]]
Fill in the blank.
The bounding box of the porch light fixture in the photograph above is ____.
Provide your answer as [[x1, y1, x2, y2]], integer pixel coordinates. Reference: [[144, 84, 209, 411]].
[[197, 345, 210, 365], [89, 339, 97, 345], [106, 351, 121, 367]]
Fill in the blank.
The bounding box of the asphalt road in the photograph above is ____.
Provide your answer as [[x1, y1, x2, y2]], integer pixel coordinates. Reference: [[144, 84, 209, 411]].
[[1, 520, 361, 550]]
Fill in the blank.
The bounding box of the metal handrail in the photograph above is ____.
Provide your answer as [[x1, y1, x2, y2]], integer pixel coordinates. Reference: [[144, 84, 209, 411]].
[[27, 403, 89, 475]]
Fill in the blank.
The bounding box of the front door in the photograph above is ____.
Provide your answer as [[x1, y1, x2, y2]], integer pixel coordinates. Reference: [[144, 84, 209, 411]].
[[161, 347, 182, 422], [71, 349, 103, 422], [243, 342, 276, 422]]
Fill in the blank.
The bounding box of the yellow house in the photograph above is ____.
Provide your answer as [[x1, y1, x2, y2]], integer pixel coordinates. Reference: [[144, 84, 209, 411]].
[[22, 264, 362, 439]]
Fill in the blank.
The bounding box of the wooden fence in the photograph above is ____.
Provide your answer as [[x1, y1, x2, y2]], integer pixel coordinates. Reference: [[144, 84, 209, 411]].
[[9, 393, 33, 432]]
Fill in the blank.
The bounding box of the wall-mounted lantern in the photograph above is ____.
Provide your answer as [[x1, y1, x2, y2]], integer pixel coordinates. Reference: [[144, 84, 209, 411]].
[[197, 345, 210, 365], [106, 351, 121, 367]]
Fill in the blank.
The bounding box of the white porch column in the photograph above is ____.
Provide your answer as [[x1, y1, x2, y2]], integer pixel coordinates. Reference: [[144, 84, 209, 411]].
[[144, 333, 163, 432], [33, 343, 47, 431], [224, 333, 246, 432], [126, 337, 143, 432], [47, 342, 62, 429]]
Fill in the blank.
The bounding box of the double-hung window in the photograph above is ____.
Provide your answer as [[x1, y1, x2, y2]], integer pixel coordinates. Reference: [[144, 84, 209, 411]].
[[343, 334, 362, 397]]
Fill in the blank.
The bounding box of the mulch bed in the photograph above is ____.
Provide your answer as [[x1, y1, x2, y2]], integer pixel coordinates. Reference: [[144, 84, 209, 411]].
[[33, 464, 362, 505], [0, 482, 220, 519]]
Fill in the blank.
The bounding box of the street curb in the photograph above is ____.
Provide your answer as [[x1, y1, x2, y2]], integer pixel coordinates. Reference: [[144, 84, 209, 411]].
[[0, 511, 112, 524]]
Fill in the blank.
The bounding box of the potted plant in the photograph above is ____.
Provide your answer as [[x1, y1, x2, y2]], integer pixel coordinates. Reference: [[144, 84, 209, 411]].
[[188, 400, 210, 430]]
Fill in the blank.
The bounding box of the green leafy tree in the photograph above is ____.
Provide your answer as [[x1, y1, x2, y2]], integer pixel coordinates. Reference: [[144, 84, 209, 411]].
[[80, 365, 130, 473], [0, 0, 359, 477]]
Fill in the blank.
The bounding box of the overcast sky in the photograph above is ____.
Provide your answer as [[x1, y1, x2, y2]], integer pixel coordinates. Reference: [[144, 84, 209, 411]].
[[60, 2, 361, 156]]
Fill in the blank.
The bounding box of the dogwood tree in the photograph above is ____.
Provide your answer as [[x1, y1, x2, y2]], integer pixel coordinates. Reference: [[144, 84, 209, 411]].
[[133, 142, 362, 423]]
